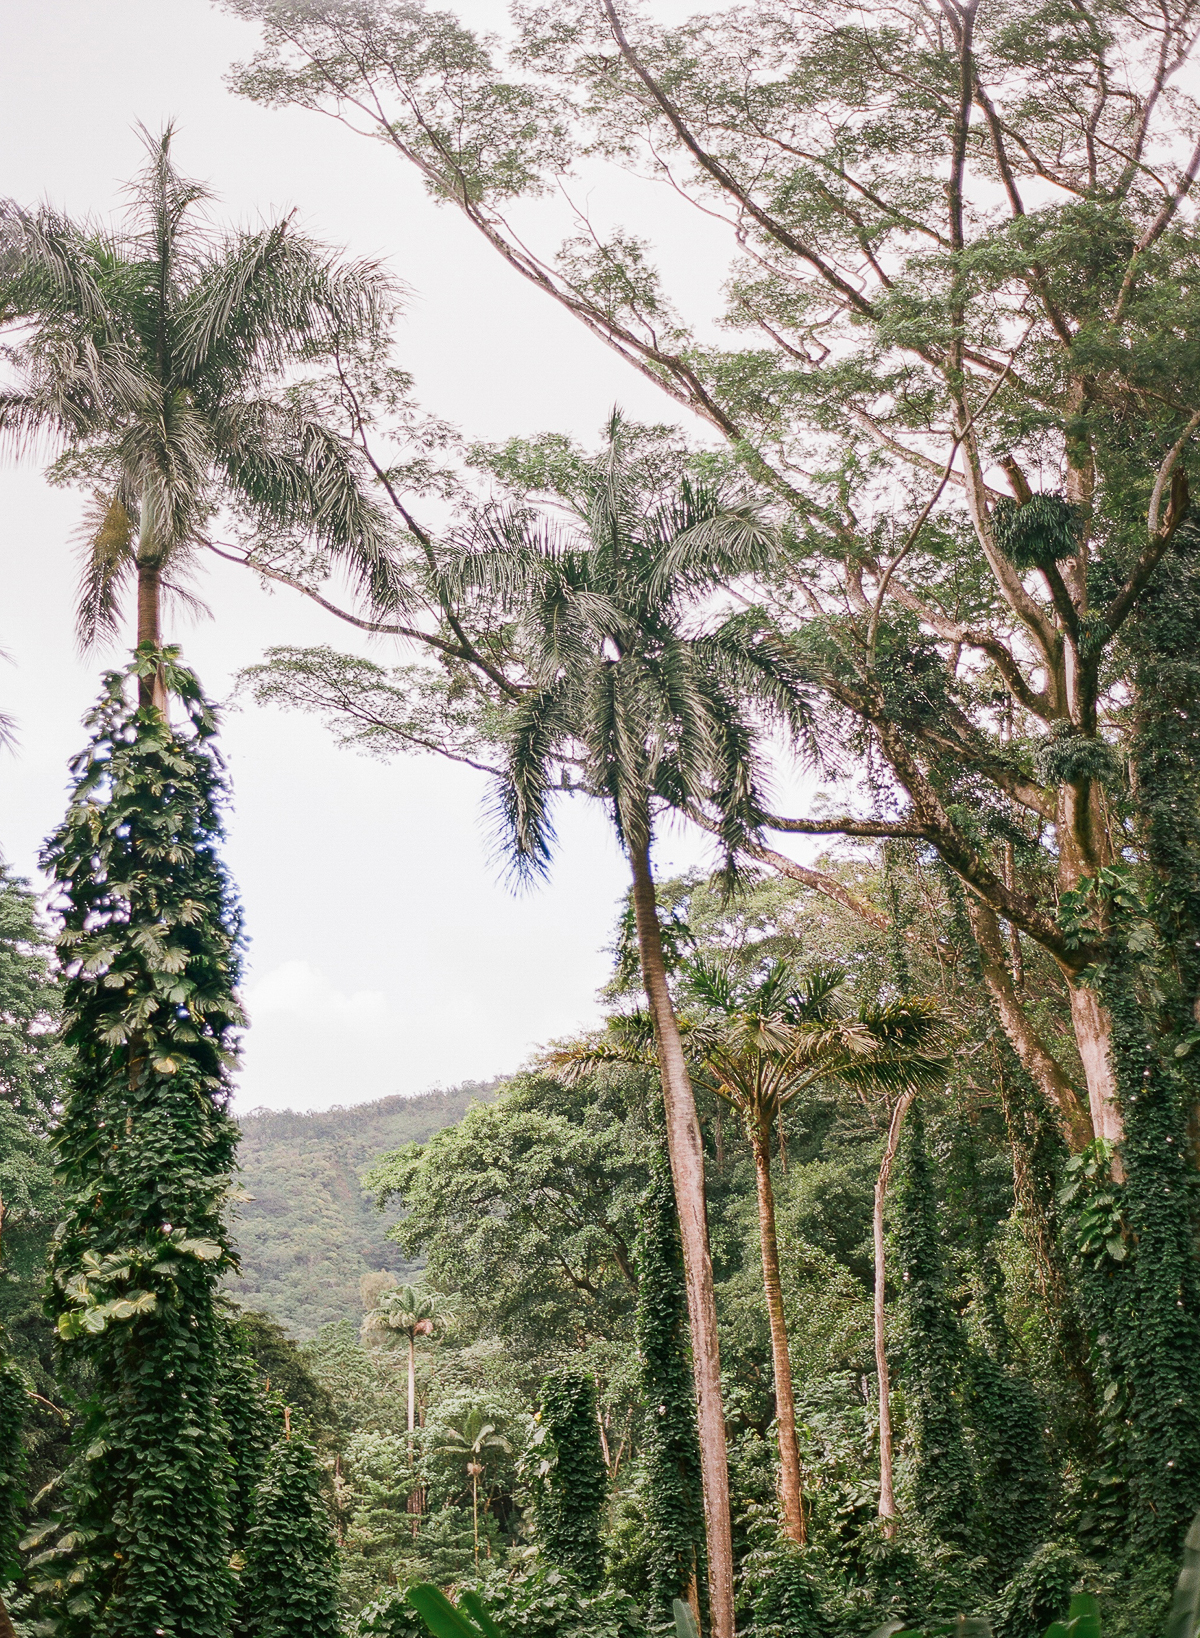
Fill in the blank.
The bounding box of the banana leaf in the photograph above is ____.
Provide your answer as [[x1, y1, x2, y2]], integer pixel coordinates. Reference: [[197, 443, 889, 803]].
[[1166, 1510, 1200, 1638], [406, 1585, 491, 1638], [674, 1597, 700, 1638], [457, 1591, 504, 1638], [1066, 1593, 1101, 1638]]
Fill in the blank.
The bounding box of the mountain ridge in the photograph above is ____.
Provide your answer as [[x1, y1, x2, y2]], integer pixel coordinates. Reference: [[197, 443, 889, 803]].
[[227, 1080, 500, 1336]]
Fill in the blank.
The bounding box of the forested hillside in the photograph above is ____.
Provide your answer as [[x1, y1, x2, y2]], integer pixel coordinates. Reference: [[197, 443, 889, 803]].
[[229, 1084, 498, 1335]]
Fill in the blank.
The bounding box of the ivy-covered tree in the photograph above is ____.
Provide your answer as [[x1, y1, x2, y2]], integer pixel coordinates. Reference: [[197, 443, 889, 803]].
[[534, 1367, 608, 1591], [0, 1353, 27, 1638], [0, 865, 67, 1128], [893, 1103, 978, 1553], [635, 1159, 706, 1626], [218, 1317, 280, 1638], [241, 1428, 342, 1638], [1065, 527, 1200, 1554], [34, 649, 242, 1638]]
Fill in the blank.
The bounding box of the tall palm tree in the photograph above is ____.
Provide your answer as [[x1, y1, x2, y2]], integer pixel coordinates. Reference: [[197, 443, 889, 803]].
[[450, 412, 811, 1638], [363, 1283, 452, 1455], [682, 959, 948, 1545], [433, 1407, 513, 1566], [365, 1282, 453, 1534], [0, 127, 399, 706]]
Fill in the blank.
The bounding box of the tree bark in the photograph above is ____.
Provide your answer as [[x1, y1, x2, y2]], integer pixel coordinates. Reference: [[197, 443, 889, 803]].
[[0, 1595, 16, 1638], [874, 1092, 914, 1531], [629, 831, 734, 1638], [751, 1130, 806, 1544], [964, 898, 1093, 1151], [136, 555, 168, 714], [407, 1332, 420, 1534], [1067, 981, 1123, 1149]]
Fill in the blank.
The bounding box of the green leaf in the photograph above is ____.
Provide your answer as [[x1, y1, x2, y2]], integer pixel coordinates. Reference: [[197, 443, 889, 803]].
[[176, 1238, 223, 1262], [1067, 1592, 1101, 1638], [457, 1591, 505, 1638], [673, 1599, 701, 1638], [1166, 1509, 1200, 1638], [406, 1585, 488, 1638]]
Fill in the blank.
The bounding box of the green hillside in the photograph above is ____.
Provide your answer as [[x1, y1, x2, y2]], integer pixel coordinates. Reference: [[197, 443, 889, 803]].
[[227, 1081, 498, 1336]]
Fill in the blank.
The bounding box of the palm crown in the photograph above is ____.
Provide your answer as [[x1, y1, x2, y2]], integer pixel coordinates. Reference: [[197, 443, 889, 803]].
[[682, 957, 949, 1138], [446, 412, 811, 875], [0, 125, 400, 654]]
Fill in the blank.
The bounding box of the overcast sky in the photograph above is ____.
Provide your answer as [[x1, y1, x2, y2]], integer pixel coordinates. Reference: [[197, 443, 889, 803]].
[[0, 0, 819, 1112]]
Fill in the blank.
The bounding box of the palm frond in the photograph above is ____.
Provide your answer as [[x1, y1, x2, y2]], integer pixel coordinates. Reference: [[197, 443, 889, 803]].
[[73, 489, 136, 649], [489, 681, 573, 882], [177, 223, 398, 384]]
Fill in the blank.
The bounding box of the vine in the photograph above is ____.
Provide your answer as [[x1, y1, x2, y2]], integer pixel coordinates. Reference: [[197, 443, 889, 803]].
[[241, 1429, 341, 1638], [533, 1367, 608, 1590], [634, 1157, 707, 1625], [33, 648, 241, 1637], [894, 1101, 979, 1551]]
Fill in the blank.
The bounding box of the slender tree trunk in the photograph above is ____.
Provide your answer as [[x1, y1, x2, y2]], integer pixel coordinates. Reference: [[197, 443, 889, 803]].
[[472, 1472, 479, 1565], [874, 1092, 914, 1531], [629, 830, 735, 1638], [407, 1333, 419, 1536], [135, 554, 168, 714], [0, 1595, 16, 1638], [751, 1129, 806, 1544]]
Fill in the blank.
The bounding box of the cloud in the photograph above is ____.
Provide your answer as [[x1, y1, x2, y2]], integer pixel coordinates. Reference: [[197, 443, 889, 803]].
[[244, 960, 387, 1026]]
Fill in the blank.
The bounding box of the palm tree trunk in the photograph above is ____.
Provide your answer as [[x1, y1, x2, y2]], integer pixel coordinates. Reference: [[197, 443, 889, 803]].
[[135, 555, 167, 713], [874, 1091, 914, 1530], [751, 1129, 806, 1544], [407, 1332, 419, 1537], [472, 1472, 479, 1565], [629, 830, 734, 1638]]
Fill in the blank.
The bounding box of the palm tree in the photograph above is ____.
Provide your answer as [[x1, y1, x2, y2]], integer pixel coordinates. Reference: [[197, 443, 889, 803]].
[[682, 958, 948, 1545], [451, 412, 810, 1638], [365, 1282, 453, 1534], [363, 1283, 452, 1455], [433, 1407, 513, 1566], [0, 127, 399, 706]]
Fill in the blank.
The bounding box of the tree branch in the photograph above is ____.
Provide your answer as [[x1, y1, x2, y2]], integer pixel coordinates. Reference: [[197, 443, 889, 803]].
[[599, 0, 878, 318]]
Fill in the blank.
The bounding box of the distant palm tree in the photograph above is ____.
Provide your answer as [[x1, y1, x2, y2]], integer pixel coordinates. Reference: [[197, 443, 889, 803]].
[[682, 958, 947, 1545], [0, 126, 399, 706], [433, 1407, 513, 1565], [450, 412, 810, 1638], [363, 1283, 452, 1454], [364, 1282, 453, 1533]]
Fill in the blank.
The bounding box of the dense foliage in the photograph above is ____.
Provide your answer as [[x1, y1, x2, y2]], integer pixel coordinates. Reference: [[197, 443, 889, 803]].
[[5, 0, 1200, 1630], [33, 652, 242, 1638], [242, 1430, 343, 1638]]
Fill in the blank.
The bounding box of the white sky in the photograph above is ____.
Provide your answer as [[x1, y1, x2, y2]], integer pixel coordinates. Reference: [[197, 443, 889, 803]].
[[0, 0, 819, 1111]]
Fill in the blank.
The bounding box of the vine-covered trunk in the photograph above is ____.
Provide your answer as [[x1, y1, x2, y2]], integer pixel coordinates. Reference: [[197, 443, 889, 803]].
[[635, 1160, 707, 1624], [873, 1092, 913, 1529], [39, 658, 240, 1638], [629, 832, 734, 1638], [750, 1130, 806, 1544]]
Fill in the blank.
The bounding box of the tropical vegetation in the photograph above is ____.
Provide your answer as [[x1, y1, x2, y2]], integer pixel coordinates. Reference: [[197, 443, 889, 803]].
[[2, 0, 1200, 1634]]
